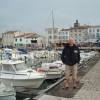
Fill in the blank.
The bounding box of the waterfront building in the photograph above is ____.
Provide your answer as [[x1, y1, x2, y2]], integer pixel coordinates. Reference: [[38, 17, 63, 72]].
[[2, 31, 16, 48], [58, 20, 89, 46], [57, 29, 70, 47], [87, 25, 100, 43], [14, 32, 44, 49], [45, 27, 60, 47], [45, 20, 100, 48], [64, 20, 89, 44]]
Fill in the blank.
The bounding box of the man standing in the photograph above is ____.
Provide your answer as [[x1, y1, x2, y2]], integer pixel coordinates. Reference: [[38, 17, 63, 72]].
[[61, 37, 80, 89]]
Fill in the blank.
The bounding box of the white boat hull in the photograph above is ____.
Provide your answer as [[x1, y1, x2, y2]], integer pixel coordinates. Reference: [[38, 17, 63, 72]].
[[0, 60, 45, 89], [46, 74, 62, 79], [44, 71, 63, 79], [2, 78, 44, 88]]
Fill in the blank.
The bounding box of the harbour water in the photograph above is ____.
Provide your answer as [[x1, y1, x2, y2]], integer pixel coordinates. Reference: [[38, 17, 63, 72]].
[[16, 79, 59, 100]]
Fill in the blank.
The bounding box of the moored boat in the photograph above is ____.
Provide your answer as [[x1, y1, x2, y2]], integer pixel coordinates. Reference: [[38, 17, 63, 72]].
[[0, 59, 45, 88]]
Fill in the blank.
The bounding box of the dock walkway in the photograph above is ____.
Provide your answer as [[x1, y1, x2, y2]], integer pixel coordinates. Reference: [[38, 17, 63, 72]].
[[37, 59, 100, 100]]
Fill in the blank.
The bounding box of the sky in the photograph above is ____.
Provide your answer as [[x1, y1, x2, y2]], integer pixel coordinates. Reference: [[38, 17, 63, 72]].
[[0, 0, 100, 35]]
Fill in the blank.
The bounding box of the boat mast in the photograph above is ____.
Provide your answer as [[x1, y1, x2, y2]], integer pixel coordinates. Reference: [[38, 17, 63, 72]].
[[52, 9, 55, 34], [51, 9, 55, 48], [48, 9, 55, 48]]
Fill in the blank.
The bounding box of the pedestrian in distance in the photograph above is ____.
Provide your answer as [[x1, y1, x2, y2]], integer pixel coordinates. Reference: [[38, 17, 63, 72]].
[[61, 37, 80, 89]]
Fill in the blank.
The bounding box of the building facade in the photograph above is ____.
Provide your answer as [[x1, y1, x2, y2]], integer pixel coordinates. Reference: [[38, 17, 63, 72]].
[[45, 20, 100, 48], [14, 32, 45, 49], [87, 25, 100, 43], [45, 27, 59, 47], [57, 29, 70, 47], [60, 20, 89, 44], [2, 31, 16, 47]]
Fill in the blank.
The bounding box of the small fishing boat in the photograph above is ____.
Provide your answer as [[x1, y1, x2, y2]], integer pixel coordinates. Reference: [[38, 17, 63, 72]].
[[37, 61, 65, 79], [0, 59, 45, 88]]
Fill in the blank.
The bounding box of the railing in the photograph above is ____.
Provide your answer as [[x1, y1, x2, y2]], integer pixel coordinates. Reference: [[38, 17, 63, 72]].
[[79, 47, 100, 50], [56, 47, 100, 50]]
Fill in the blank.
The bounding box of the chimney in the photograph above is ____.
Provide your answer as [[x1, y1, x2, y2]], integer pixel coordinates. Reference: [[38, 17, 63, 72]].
[[74, 20, 80, 28]]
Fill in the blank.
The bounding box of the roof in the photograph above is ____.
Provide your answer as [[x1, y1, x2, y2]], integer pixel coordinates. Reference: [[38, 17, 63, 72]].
[[15, 32, 40, 38], [61, 25, 89, 31], [88, 25, 100, 28], [3, 31, 17, 34]]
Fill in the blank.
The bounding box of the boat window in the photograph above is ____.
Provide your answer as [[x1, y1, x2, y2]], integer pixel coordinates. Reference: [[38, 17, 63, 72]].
[[3, 64, 15, 72], [49, 66, 58, 69], [14, 62, 28, 71]]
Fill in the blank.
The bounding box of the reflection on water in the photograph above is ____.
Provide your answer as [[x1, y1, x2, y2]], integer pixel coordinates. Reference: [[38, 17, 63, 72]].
[[16, 79, 58, 100]]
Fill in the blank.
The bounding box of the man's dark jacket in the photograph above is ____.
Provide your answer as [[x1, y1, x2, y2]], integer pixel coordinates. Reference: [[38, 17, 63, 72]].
[[61, 44, 80, 66]]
